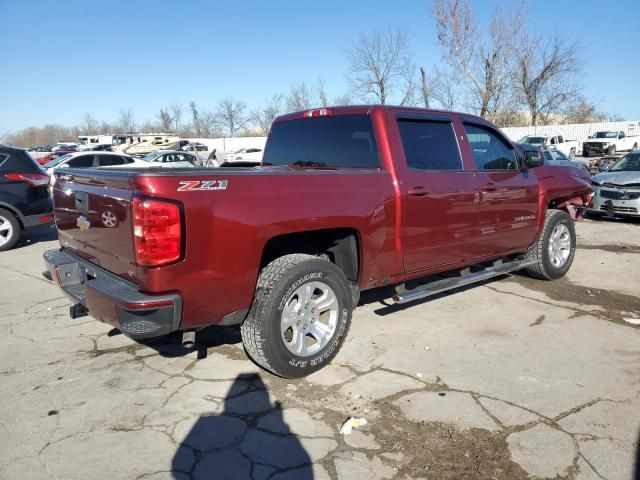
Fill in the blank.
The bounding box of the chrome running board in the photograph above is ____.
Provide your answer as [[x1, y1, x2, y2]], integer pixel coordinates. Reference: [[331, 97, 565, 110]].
[[393, 258, 540, 305]]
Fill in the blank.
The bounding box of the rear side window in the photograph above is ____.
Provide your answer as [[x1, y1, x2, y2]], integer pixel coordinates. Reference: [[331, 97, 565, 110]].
[[67, 155, 95, 168], [97, 155, 125, 166], [263, 115, 380, 168], [464, 124, 518, 171], [398, 119, 462, 170]]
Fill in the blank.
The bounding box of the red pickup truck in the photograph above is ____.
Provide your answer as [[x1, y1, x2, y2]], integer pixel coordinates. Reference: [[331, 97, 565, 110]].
[[44, 106, 592, 377]]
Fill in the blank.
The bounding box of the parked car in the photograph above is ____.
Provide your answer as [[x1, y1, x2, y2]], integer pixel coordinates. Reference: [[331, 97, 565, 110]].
[[518, 134, 578, 159], [588, 152, 640, 218], [223, 148, 263, 162], [582, 131, 639, 157], [0, 145, 53, 251], [181, 141, 208, 152], [43, 152, 144, 184], [543, 148, 590, 173], [137, 150, 198, 168], [51, 143, 78, 153], [44, 105, 592, 378]]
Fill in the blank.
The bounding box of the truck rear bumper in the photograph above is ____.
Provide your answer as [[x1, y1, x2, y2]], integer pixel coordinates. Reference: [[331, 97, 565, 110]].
[[43, 249, 182, 339]]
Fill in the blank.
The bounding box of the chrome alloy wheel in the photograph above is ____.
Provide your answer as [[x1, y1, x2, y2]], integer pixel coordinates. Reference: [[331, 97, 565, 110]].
[[0, 215, 13, 247], [548, 223, 571, 268], [101, 211, 118, 228], [280, 281, 339, 357]]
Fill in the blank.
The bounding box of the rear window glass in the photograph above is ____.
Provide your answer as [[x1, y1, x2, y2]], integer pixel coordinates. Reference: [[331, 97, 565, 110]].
[[398, 119, 462, 170], [263, 115, 380, 168], [67, 156, 94, 168]]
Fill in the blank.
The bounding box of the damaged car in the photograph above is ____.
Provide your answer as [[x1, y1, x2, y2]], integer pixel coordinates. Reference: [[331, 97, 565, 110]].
[[588, 152, 640, 218]]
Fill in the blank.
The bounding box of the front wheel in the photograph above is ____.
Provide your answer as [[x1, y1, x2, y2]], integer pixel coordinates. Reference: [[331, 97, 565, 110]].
[[568, 148, 576, 159], [607, 145, 616, 156], [241, 254, 353, 378], [524, 209, 576, 280]]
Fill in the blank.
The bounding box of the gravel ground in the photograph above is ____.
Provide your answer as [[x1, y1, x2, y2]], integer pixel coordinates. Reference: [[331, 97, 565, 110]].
[[0, 217, 639, 480]]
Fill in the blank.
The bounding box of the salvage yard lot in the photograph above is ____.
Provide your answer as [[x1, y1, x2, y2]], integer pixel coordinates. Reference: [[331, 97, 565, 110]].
[[1, 219, 639, 480]]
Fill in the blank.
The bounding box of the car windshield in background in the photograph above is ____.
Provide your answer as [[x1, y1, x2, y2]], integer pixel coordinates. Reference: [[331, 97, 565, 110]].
[[520, 136, 546, 144], [593, 131, 617, 138], [263, 115, 380, 168], [43, 154, 72, 168], [610, 154, 640, 172]]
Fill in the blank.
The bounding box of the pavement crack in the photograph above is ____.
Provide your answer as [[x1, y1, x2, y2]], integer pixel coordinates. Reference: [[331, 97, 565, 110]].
[[578, 452, 609, 480]]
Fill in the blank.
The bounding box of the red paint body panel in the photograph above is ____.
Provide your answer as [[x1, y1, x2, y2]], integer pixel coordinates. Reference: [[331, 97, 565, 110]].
[[50, 106, 592, 331]]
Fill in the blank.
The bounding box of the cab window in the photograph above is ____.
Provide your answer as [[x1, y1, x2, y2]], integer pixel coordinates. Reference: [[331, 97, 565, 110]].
[[464, 124, 518, 171]]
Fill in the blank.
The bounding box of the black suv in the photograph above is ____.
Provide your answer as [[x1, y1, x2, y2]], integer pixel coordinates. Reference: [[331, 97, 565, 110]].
[[0, 145, 53, 251]]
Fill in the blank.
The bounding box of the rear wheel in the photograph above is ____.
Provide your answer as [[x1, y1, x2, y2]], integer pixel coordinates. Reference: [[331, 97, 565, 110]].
[[241, 254, 353, 378], [0, 209, 20, 252], [524, 209, 575, 280]]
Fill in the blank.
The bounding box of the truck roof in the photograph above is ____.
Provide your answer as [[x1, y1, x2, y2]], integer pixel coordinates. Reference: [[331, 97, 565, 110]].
[[274, 105, 487, 124]]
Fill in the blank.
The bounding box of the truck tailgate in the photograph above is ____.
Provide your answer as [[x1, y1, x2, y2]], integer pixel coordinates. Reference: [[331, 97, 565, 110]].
[[52, 170, 136, 281]]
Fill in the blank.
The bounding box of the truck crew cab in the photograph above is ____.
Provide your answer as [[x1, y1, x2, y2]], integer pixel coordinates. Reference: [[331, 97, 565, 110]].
[[44, 106, 593, 377]]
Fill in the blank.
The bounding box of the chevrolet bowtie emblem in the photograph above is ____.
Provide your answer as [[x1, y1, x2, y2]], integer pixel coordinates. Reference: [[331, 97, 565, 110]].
[[77, 216, 90, 232]]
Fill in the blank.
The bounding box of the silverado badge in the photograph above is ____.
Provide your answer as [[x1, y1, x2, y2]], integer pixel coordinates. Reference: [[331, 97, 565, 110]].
[[77, 216, 90, 232]]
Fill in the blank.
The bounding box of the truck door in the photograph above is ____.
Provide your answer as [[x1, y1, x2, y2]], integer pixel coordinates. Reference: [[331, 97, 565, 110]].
[[397, 115, 481, 273], [462, 122, 540, 256]]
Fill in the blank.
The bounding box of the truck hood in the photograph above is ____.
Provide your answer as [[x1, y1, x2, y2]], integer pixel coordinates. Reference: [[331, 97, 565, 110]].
[[584, 139, 613, 144], [592, 171, 640, 187]]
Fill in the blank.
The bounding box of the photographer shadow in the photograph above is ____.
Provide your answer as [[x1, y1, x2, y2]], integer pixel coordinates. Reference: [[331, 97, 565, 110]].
[[172, 373, 313, 479]]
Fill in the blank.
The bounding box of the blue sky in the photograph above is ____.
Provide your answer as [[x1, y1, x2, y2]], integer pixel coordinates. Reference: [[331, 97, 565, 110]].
[[1, 0, 639, 133]]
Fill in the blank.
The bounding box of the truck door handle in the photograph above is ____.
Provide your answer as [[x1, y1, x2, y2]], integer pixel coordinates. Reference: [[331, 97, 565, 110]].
[[480, 184, 497, 192], [407, 186, 429, 197]]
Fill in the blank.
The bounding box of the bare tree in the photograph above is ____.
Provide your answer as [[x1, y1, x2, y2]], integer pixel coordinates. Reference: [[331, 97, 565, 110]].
[[157, 108, 172, 132], [189, 101, 202, 137], [346, 27, 415, 105], [316, 78, 329, 107], [169, 104, 183, 132], [419, 67, 430, 108], [252, 94, 284, 136], [286, 81, 314, 112], [117, 108, 136, 133], [432, 0, 524, 117], [332, 93, 353, 106], [82, 113, 99, 134], [428, 68, 459, 110], [514, 33, 581, 126], [216, 97, 249, 138]]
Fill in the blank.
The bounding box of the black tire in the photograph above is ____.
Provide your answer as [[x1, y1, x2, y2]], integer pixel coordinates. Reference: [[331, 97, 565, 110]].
[[524, 209, 575, 280], [0, 208, 21, 252], [633, 143, 638, 151], [583, 149, 589, 157], [607, 145, 616, 156], [241, 254, 353, 378]]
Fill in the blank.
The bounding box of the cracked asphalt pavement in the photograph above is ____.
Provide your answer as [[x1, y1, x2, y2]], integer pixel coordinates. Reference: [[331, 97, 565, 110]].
[[1, 218, 639, 480]]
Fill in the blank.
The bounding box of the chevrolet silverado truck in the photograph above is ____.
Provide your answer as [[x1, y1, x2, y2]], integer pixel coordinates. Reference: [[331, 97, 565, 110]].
[[518, 134, 579, 159], [44, 106, 593, 378], [582, 130, 639, 157]]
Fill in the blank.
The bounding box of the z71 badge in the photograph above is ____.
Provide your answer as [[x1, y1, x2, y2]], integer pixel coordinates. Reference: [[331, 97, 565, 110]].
[[177, 180, 228, 192]]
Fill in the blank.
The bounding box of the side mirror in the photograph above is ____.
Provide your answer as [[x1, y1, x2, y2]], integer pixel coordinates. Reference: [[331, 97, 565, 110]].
[[523, 151, 544, 169]]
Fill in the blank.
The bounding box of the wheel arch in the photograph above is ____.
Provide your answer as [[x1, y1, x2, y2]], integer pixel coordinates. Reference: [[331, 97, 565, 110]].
[[260, 228, 362, 285]]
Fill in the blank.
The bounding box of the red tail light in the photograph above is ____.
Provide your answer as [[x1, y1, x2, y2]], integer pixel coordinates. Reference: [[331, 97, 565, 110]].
[[4, 173, 50, 187], [132, 197, 182, 267]]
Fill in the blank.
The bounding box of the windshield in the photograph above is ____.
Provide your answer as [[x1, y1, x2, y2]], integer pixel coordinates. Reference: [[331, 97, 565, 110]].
[[545, 150, 568, 161], [610, 153, 640, 172], [263, 115, 380, 168], [519, 136, 546, 144], [593, 131, 617, 139], [141, 152, 162, 162], [44, 154, 73, 168]]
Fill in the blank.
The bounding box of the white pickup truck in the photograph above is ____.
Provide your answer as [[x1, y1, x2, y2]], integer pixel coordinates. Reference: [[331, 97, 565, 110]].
[[518, 134, 579, 158], [582, 131, 639, 157]]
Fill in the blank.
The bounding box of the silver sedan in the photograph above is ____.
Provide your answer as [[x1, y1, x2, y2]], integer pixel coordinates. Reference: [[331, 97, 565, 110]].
[[588, 152, 640, 218]]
